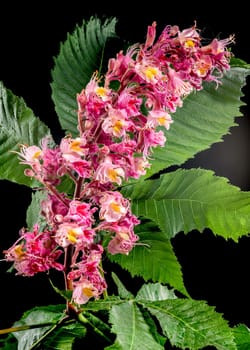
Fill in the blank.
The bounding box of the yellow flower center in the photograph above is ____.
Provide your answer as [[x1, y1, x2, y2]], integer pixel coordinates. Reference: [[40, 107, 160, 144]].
[[67, 228, 79, 243], [70, 139, 82, 152], [107, 168, 119, 182], [14, 245, 25, 259], [96, 86, 108, 98], [157, 116, 166, 125], [144, 66, 158, 81], [119, 232, 130, 240], [110, 202, 122, 213], [185, 39, 195, 48], [113, 120, 124, 134], [196, 61, 211, 76], [82, 287, 94, 298], [32, 150, 42, 160]]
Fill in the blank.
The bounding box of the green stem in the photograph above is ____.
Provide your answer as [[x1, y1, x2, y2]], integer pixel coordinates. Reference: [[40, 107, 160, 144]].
[[74, 175, 84, 199], [0, 322, 56, 335], [63, 244, 78, 316], [100, 259, 108, 299], [45, 183, 70, 207]]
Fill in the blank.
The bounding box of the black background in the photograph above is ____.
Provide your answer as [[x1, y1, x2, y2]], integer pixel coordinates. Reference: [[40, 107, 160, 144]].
[[0, 0, 250, 338]]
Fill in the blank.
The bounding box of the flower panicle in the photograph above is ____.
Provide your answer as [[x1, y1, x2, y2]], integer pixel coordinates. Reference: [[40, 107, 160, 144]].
[[2, 20, 233, 308]]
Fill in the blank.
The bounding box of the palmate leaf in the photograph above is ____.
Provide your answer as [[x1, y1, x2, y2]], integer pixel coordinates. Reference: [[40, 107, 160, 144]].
[[51, 16, 118, 136], [141, 298, 236, 350], [143, 65, 250, 179], [122, 168, 250, 241], [12, 305, 87, 350], [107, 284, 237, 350], [108, 302, 164, 350], [12, 305, 74, 349], [107, 222, 189, 297], [0, 82, 52, 186]]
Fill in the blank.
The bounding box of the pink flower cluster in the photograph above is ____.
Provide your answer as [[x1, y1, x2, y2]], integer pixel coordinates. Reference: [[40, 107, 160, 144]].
[[3, 22, 233, 306]]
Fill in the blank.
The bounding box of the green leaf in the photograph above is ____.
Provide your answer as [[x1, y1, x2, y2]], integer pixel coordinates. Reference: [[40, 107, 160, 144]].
[[143, 66, 250, 179], [78, 311, 114, 346], [0, 82, 52, 186], [81, 311, 111, 335], [122, 168, 250, 241], [12, 305, 87, 350], [136, 282, 176, 301], [233, 324, 250, 350], [105, 343, 122, 350], [230, 56, 250, 68], [0, 335, 17, 349], [51, 16, 118, 136], [82, 297, 123, 311], [108, 222, 189, 297], [143, 299, 236, 350], [26, 191, 47, 230], [111, 272, 134, 298], [139, 307, 167, 347], [42, 322, 86, 350], [49, 279, 72, 302], [109, 302, 164, 349], [13, 305, 65, 348]]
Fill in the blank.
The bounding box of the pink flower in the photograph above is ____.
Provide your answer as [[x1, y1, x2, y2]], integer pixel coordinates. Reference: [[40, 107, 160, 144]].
[[55, 223, 95, 248], [147, 110, 173, 129], [72, 279, 100, 305], [176, 24, 201, 49], [108, 230, 139, 255], [68, 243, 107, 304], [41, 193, 69, 225], [144, 21, 157, 49], [116, 89, 142, 117], [166, 68, 193, 97], [61, 137, 87, 155], [66, 200, 97, 227], [17, 144, 43, 179], [193, 55, 213, 78], [99, 191, 129, 222], [95, 156, 125, 185], [138, 129, 166, 156], [18, 144, 42, 164], [135, 61, 162, 84], [4, 225, 64, 276], [102, 107, 129, 137], [17, 137, 65, 185]]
